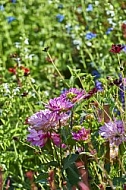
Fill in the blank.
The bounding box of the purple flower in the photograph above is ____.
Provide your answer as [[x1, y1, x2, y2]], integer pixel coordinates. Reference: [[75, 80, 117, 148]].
[[119, 75, 125, 110], [72, 127, 90, 142], [28, 109, 59, 131], [61, 88, 86, 103], [27, 128, 48, 147], [27, 128, 62, 148], [99, 120, 126, 146], [56, 14, 64, 22], [122, 45, 126, 53], [95, 80, 103, 91], [85, 32, 97, 40], [46, 97, 73, 112]]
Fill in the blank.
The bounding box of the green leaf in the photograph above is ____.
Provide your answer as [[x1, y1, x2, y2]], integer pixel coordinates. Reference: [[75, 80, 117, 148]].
[[63, 154, 79, 170], [113, 176, 126, 186], [66, 163, 80, 186], [35, 173, 48, 184], [41, 161, 59, 167]]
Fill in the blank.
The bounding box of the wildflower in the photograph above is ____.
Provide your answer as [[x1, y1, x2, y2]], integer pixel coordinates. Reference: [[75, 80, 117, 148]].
[[105, 27, 113, 35], [61, 88, 86, 103], [72, 127, 90, 142], [95, 80, 103, 91], [27, 109, 59, 131], [99, 120, 126, 146], [92, 70, 100, 80], [46, 96, 73, 112], [86, 4, 93, 12], [28, 109, 70, 131], [122, 46, 126, 53], [6, 16, 16, 23], [85, 32, 97, 40], [8, 66, 30, 76], [56, 14, 64, 22], [110, 44, 124, 53], [27, 128, 62, 148]]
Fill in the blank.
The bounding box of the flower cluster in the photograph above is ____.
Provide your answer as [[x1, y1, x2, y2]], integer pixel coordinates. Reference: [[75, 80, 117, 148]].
[[8, 66, 30, 76], [27, 86, 99, 148]]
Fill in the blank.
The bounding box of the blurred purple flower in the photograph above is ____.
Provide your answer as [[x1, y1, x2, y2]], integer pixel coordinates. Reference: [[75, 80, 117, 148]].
[[105, 27, 113, 34], [85, 32, 97, 40], [27, 128, 62, 148], [95, 80, 103, 91], [72, 127, 90, 142], [56, 14, 64, 22], [46, 97, 73, 112], [99, 120, 126, 146], [86, 4, 93, 12], [61, 88, 86, 103], [6, 16, 15, 23]]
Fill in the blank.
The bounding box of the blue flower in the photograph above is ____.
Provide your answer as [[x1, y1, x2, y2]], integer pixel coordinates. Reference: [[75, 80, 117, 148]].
[[6, 16, 16, 23], [105, 27, 113, 34], [56, 14, 64, 22], [0, 5, 4, 11], [92, 70, 100, 80], [86, 4, 93, 12], [85, 32, 97, 40]]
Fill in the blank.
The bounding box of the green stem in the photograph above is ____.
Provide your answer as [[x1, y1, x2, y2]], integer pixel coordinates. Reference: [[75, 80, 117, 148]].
[[46, 51, 70, 88]]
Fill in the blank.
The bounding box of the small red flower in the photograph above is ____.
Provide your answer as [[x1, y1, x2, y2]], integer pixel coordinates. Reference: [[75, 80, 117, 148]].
[[8, 66, 30, 76], [110, 44, 124, 53], [121, 23, 126, 31], [25, 171, 34, 180], [8, 67, 16, 74], [20, 66, 30, 76]]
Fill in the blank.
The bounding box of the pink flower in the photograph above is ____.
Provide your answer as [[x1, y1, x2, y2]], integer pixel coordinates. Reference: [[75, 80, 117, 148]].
[[61, 88, 86, 103], [27, 109, 59, 131], [27, 128, 63, 148], [27, 128, 48, 147], [72, 127, 90, 142], [46, 96, 73, 112], [99, 120, 126, 146], [27, 109, 70, 131]]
